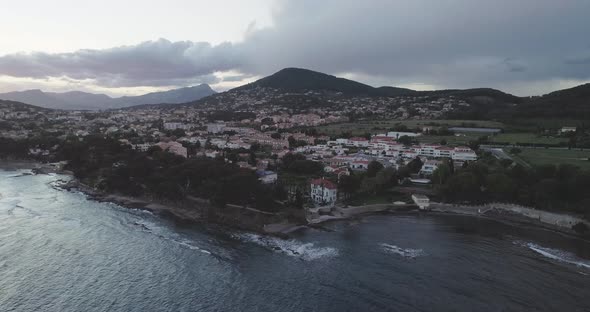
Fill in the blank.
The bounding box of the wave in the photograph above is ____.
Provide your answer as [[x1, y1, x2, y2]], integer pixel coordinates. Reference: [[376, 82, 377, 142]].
[[521, 242, 590, 270], [234, 233, 339, 261], [131, 221, 212, 255], [380, 243, 426, 259]]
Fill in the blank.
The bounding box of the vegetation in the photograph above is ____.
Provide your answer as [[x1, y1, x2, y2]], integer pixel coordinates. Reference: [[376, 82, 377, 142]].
[[514, 148, 590, 170], [54, 136, 280, 211], [314, 119, 504, 137], [432, 153, 590, 219]]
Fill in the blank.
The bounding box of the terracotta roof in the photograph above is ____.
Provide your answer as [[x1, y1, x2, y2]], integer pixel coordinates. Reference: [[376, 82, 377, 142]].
[[310, 178, 337, 190]]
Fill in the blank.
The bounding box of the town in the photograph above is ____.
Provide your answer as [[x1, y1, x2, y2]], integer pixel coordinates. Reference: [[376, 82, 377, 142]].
[[0, 97, 479, 212]]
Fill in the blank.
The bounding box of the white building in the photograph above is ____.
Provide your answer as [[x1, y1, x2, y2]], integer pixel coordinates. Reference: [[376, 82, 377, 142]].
[[420, 159, 442, 175], [256, 170, 278, 184], [310, 178, 338, 206], [412, 194, 430, 210], [451, 147, 477, 161], [560, 127, 577, 134], [164, 122, 191, 130], [131, 143, 152, 152], [386, 131, 422, 138], [207, 123, 226, 134]]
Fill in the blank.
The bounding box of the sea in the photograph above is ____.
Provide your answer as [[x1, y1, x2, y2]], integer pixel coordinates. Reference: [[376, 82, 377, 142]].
[[1, 169, 589, 311]]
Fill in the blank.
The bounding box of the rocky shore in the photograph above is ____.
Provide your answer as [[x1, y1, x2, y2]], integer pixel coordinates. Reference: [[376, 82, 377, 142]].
[[2, 160, 587, 239], [430, 202, 590, 239]]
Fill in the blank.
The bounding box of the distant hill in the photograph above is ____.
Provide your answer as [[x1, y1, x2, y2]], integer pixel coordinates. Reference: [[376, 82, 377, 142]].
[[114, 85, 216, 108], [0, 84, 216, 110], [0, 99, 51, 112], [512, 83, 590, 119]]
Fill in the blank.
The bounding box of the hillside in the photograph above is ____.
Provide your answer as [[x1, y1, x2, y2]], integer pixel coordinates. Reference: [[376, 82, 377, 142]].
[[0, 99, 52, 112], [513, 83, 590, 119], [0, 84, 216, 110], [234, 68, 378, 95], [186, 68, 522, 117]]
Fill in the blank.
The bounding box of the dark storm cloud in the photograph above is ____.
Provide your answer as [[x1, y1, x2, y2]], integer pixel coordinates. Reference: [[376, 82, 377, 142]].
[[1, 0, 590, 93], [240, 0, 590, 91]]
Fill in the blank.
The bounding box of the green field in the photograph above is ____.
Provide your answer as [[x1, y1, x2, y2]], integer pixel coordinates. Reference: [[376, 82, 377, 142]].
[[514, 148, 590, 170], [417, 134, 479, 145], [315, 119, 505, 136], [503, 118, 588, 132], [490, 133, 568, 145]]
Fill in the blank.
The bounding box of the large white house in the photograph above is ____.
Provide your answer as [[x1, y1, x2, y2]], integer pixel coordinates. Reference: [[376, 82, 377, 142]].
[[420, 159, 442, 176], [412, 194, 430, 210], [256, 170, 278, 184], [310, 178, 338, 206], [451, 147, 478, 161]]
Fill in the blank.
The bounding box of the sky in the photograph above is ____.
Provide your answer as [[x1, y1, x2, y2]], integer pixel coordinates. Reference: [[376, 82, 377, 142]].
[[1, 0, 589, 97]]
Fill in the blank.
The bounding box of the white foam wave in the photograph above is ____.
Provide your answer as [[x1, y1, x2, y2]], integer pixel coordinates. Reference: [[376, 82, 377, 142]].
[[523, 242, 590, 270], [380, 243, 426, 259], [5, 171, 34, 178], [176, 239, 212, 254], [234, 233, 338, 261], [132, 221, 212, 255]]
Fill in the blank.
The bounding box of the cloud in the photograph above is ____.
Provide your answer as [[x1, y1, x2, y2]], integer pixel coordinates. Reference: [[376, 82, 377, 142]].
[[238, 0, 590, 93], [0, 39, 240, 87], [1, 0, 590, 95]]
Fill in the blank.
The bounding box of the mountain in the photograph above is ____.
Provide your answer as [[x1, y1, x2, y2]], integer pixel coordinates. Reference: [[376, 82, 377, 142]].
[[114, 85, 216, 108], [235, 67, 417, 97], [0, 84, 216, 110], [235, 67, 378, 95], [187, 68, 521, 114]]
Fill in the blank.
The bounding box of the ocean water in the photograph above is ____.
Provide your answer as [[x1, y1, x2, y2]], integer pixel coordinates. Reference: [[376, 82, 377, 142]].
[[0, 169, 589, 311]]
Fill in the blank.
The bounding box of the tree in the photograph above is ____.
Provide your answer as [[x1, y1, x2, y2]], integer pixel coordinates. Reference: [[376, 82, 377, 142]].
[[510, 147, 522, 155], [359, 177, 377, 195], [485, 173, 516, 201], [441, 172, 481, 202], [407, 157, 424, 174], [432, 163, 452, 185], [338, 174, 361, 198], [375, 167, 397, 194], [367, 161, 384, 177], [397, 135, 414, 146], [170, 128, 186, 138], [294, 188, 304, 209]]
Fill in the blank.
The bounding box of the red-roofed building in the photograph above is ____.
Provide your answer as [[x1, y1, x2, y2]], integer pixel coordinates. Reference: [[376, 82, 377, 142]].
[[349, 137, 370, 147], [310, 178, 338, 206]]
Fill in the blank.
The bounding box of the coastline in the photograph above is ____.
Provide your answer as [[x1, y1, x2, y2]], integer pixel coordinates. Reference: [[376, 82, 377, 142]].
[[2, 160, 588, 239], [429, 202, 590, 240]]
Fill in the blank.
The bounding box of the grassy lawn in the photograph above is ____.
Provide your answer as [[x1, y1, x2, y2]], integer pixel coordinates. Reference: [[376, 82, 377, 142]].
[[516, 148, 590, 170], [417, 134, 480, 145], [503, 118, 587, 132], [490, 133, 569, 145], [315, 119, 505, 136]]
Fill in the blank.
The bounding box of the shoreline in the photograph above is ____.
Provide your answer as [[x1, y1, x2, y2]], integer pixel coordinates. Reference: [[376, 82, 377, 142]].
[[2, 161, 588, 239]]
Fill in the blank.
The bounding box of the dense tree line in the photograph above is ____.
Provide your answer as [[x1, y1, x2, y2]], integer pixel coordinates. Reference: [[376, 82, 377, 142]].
[[54, 136, 278, 211], [433, 153, 590, 219]]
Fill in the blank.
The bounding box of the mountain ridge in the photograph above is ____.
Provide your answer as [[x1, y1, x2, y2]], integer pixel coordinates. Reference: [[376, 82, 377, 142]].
[[0, 84, 216, 110]]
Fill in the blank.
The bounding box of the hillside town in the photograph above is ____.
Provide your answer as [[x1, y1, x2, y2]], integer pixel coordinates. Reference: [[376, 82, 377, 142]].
[[1, 99, 478, 212]]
